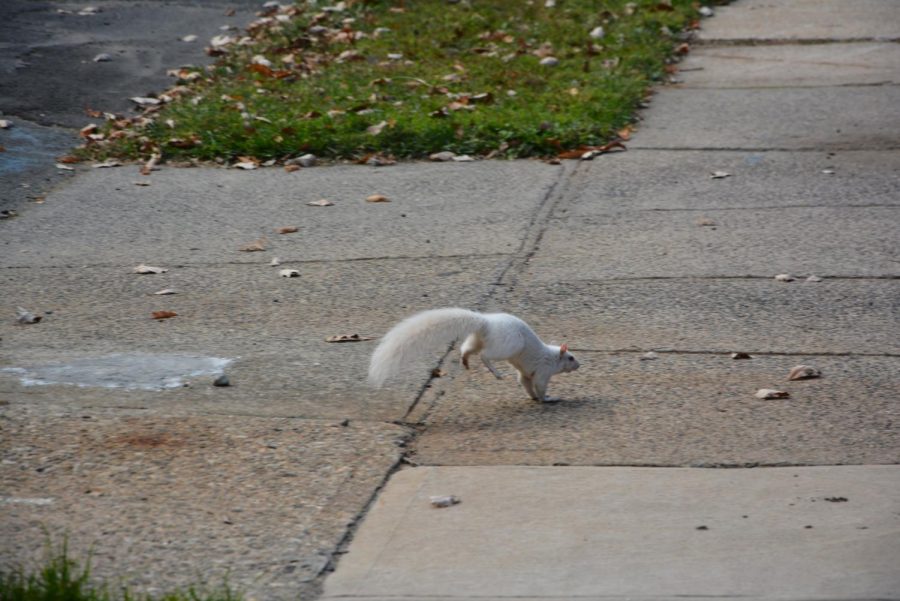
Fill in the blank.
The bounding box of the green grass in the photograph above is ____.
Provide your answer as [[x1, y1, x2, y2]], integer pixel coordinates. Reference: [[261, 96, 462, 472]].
[[86, 0, 704, 163], [1, 544, 241, 601]]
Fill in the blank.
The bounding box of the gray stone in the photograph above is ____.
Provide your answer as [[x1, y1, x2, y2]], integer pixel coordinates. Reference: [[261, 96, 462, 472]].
[[324, 466, 900, 599], [531, 205, 900, 279], [0, 408, 406, 601], [0, 161, 561, 267], [680, 43, 900, 88], [698, 0, 900, 42], [559, 149, 900, 211], [409, 353, 900, 466], [0, 257, 502, 421], [631, 87, 900, 150], [498, 279, 900, 355]]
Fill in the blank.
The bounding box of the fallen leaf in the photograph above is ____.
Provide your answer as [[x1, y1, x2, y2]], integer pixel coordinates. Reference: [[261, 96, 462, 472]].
[[276, 226, 298, 234], [324, 334, 374, 343], [731, 352, 752, 360], [58, 155, 81, 164], [307, 199, 334, 206], [429, 151, 457, 162], [366, 194, 390, 203], [430, 495, 461, 508], [431, 368, 446, 378], [617, 125, 633, 140], [366, 120, 388, 135], [539, 56, 560, 67], [270, 257, 281, 266], [359, 153, 396, 166], [238, 238, 267, 252], [284, 164, 300, 172], [92, 159, 122, 169], [774, 274, 795, 282], [285, 153, 317, 168], [133, 181, 151, 187], [140, 153, 160, 176], [640, 351, 658, 361], [151, 310, 178, 320], [279, 269, 300, 278], [755, 388, 790, 400], [134, 264, 168, 274], [589, 26, 605, 39], [806, 275, 823, 282], [788, 365, 821, 381], [181, 34, 198, 42], [234, 160, 258, 170], [695, 217, 716, 227], [709, 171, 731, 179], [93, 53, 112, 62], [558, 140, 626, 160], [130, 96, 161, 107], [452, 154, 475, 162], [16, 307, 41, 324], [55, 163, 75, 171], [153, 288, 177, 295]]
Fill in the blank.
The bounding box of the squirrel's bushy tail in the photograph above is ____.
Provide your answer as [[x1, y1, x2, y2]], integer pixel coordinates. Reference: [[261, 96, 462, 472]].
[[368, 308, 486, 387]]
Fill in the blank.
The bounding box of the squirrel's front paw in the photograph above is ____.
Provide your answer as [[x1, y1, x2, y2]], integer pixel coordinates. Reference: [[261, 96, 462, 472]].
[[541, 396, 562, 403]]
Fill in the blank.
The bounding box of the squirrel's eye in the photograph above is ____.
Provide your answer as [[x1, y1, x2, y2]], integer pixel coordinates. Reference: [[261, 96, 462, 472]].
[[568, 356, 574, 361]]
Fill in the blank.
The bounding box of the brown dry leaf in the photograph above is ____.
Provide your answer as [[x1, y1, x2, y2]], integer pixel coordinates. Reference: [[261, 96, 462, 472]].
[[431, 368, 446, 378], [788, 365, 821, 381], [755, 388, 790, 400], [366, 120, 388, 135], [79, 124, 98, 138], [276, 226, 298, 234], [140, 153, 160, 176], [284, 164, 301, 172], [308, 199, 334, 207], [558, 140, 626, 160], [695, 217, 716, 227], [238, 237, 267, 252], [325, 334, 374, 343], [57, 155, 81, 164], [366, 194, 390, 203], [617, 125, 633, 140], [151, 310, 178, 320]]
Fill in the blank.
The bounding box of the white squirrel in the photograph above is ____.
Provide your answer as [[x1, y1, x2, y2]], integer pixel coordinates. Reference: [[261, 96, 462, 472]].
[[368, 308, 580, 401]]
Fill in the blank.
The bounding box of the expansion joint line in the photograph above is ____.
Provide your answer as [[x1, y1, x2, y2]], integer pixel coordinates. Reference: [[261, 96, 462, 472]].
[[399, 160, 582, 426]]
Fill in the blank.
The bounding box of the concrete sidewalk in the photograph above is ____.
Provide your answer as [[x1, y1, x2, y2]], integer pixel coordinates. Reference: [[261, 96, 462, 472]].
[[2, 0, 899, 600]]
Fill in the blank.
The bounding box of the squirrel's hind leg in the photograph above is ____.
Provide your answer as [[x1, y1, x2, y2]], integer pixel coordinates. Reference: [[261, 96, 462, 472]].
[[460, 334, 483, 370]]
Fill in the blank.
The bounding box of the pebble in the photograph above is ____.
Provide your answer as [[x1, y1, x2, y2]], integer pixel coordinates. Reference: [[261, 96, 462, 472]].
[[213, 375, 230, 387], [539, 56, 560, 67]]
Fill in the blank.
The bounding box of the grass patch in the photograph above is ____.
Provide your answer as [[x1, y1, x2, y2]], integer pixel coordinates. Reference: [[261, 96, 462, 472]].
[[1, 543, 241, 601], [85, 0, 704, 163]]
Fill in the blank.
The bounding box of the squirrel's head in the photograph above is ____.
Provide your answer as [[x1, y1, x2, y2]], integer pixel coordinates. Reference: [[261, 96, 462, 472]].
[[557, 343, 580, 373]]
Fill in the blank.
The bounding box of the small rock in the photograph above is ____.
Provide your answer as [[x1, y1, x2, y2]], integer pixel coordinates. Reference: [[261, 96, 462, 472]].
[[430, 495, 461, 508], [279, 269, 300, 278], [821, 169, 835, 175], [366, 194, 390, 203], [307, 199, 334, 206], [270, 257, 281, 266], [695, 217, 716, 227], [539, 56, 560, 67], [640, 351, 658, 361], [181, 34, 198, 42], [134, 264, 168, 274], [429, 151, 456, 162], [588, 26, 605, 39], [92, 53, 112, 62], [774, 274, 795, 282], [452, 154, 475, 162], [213, 375, 230, 387], [698, 6, 714, 17], [806, 275, 823, 283], [77, 6, 101, 15], [709, 171, 731, 179], [153, 288, 177, 295], [0, 119, 12, 129], [731, 352, 752, 360]]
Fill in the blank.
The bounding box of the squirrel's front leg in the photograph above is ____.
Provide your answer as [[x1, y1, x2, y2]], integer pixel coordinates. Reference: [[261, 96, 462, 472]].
[[517, 369, 539, 400], [532, 371, 557, 402]]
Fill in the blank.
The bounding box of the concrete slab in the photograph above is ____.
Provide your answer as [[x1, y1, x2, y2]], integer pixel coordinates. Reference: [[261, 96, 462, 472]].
[[560, 149, 900, 211], [496, 279, 900, 355], [631, 87, 900, 150], [0, 408, 407, 601], [531, 205, 900, 279], [410, 352, 900, 466], [0, 161, 562, 267], [0, 257, 503, 420], [680, 43, 900, 88], [698, 0, 900, 42], [323, 466, 900, 600]]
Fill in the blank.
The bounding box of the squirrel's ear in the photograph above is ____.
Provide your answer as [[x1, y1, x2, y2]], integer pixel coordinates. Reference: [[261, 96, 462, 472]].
[[559, 343, 568, 356]]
